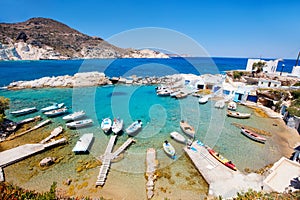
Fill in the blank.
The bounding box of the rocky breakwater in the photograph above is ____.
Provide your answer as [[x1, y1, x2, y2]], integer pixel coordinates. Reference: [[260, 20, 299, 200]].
[[7, 72, 111, 89]]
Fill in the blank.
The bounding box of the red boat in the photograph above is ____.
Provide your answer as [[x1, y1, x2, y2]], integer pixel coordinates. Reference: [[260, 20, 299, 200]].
[[207, 148, 237, 171]]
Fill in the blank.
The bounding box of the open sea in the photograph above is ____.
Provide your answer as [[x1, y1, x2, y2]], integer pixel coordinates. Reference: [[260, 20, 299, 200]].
[[0, 57, 296, 199]]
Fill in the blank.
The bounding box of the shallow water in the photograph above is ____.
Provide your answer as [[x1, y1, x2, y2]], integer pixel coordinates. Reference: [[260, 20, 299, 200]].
[[0, 85, 284, 198]]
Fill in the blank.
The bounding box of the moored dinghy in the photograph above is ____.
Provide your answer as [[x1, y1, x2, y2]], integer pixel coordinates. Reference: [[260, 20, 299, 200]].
[[227, 101, 237, 111], [101, 118, 112, 133], [63, 110, 86, 121], [227, 111, 251, 119], [180, 120, 195, 138], [198, 96, 209, 104], [66, 119, 93, 129], [44, 107, 68, 117], [241, 127, 266, 143], [112, 117, 124, 134], [170, 131, 186, 143], [41, 103, 64, 112], [215, 100, 225, 109], [163, 140, 176, 159], [126, 120, 142, 136], [10, 107, 37, 116]]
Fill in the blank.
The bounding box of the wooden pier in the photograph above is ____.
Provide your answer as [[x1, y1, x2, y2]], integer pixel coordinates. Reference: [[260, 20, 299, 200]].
[[111, 138, 135, 160], [0, 138, 66, 182], [6, 119, 52, 141], [96, 136, 135, 186], [184, 141, 262, 199], [96, 135, 117, 186]]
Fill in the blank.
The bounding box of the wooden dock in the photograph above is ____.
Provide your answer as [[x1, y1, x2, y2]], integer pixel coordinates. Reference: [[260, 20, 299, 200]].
[[6, 119, 52, 141], [110, 138, 135, 160], [184, 141, 262, 198], [96, 135, 117, 186], [0, 138, 67, 168], [96, 136, 136, 186]]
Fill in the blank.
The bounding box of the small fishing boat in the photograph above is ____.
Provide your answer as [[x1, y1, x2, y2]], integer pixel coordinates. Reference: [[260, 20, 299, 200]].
[[215, 100, 225, 109], [112, 117, 124, 134], [207, 147, 237, 171], [157, 89, 171, 96], [170, 131, 186, 143], [170, 90, 181, 98], [227, 111, 251, 119], [227, 101, 237, 111], [10, 107, 37, 116], [101, 118, 112, 133], [180, 120, 195, 138], [44, 107, 68, 117], [66, 119, 93, 129], [41, 103, 64, 112], [175, 91, 188, 99], [241, 127, 266, 143], [62, 110, 86, 121], [126, 120, 142, 136], [72, 133, 94, 154], [163, 140, 176, 159], [199, 96, 209, 104]]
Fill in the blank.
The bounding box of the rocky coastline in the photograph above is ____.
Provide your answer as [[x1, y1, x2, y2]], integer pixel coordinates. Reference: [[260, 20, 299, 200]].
[[6, 72, 190, 90]]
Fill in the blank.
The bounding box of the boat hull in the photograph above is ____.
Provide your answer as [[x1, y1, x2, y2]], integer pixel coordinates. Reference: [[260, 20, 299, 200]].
[[241, 128, 266, 143], [10, 107, 37, 116], [170, 131, 186, 143], [66, 119, 93, 129], [126, 120, 142, 136]]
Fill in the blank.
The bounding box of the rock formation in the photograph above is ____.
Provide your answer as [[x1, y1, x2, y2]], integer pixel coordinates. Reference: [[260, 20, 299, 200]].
[[0, 17, 168, 60]]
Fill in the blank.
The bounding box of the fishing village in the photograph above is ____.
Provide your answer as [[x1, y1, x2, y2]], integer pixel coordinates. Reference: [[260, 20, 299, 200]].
[[0, 56, 300, 199]]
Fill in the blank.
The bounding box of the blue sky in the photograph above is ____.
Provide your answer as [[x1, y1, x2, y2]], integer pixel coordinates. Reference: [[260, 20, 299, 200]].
[[0, 0, 299, 59]]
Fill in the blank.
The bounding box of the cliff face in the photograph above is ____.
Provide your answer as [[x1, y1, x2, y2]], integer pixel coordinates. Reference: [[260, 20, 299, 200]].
[[0, 17, 168, 60]]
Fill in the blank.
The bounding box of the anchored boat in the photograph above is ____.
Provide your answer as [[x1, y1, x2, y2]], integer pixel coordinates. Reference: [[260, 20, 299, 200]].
[[66, 119, 93, 129], [41, 103, 64, 112], [241, 127, 266, 143], [227, 111, 251, 119], [207, 147, 237, 171], [180, 120, 195, 138], [112, 117, 124, 134], [170, 131, 186, 143], [101, 118, 112, 133], [10, 107, 37, 116], [163, 140, 176, 159], [63, 110, 86, 121], [44, 107, 68, 117], [126, 120, 142, 136]]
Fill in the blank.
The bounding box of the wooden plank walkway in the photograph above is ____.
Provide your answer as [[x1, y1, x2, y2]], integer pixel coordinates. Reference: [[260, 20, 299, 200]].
[[96, 135, 117, 186], [184, 141, 262, 198], [110, 138, 135, 160], [0, 138, 67, 168], [6, 119, 52, 141]]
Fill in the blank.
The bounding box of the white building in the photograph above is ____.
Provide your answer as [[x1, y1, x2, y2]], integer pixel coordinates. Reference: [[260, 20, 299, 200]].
[[258, 79, 281, 88], [246, 58, 279, 74], [291, 65, 300, 77]]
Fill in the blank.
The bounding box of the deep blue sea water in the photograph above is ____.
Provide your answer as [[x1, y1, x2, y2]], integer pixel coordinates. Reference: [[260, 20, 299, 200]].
[[0, 57, 296, 86]]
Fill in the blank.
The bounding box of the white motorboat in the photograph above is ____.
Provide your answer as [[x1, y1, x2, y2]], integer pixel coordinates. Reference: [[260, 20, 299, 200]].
[[180, 120, 195, 138], [215, 100, 225, 109], [227, 101, 237, 111], [10, 107, 37, 116], [170, 131, 186, 143], [72, 133, 94, 154], [101, 118, 112, 133], [199, 96, 209, 104], [112, 117, 124, 134], [227, 111, 251, 119], [163, 140, 176, 159], [66, 119, 93, 129], [126, 120, 142, 136], [63, 110, 86, 121], [44, 107, 68, 117], [156, 89, 171, 96], [41, 103, 64, 112]]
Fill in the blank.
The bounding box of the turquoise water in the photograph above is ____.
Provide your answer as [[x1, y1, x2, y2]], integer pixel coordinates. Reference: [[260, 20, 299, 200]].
[[2, 85, 282, 173]]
